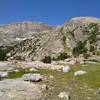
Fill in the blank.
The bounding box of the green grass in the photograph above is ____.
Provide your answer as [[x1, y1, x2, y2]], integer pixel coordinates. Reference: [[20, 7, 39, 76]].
[[0, 63, 100, 100], [54, 63, 100, 88], [8, 68, 30, 79], [38, 63, 100, 100], [0, 68, 39, 80], [75, 63, 100, 88]]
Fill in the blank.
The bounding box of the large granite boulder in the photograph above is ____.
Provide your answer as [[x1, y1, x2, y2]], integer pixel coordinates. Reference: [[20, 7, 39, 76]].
[[22, 73, 43, 82]]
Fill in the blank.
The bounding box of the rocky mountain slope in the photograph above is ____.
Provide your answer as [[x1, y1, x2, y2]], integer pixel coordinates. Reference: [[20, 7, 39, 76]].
[[62, 17, 100, 56], [0, 17, 100, 61], [0, 22, 54, 60], [0, 21, 54, 46]]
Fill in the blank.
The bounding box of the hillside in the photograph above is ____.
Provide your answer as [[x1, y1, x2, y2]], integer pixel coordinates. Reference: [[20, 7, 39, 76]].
[[1, 17, 99, 62], [0, 22, 54, 60], [0, 17, 100, 100]]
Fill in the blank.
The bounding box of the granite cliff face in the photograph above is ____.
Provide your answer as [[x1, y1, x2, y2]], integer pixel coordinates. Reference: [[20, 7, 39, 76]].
[[0, 17, 100, 61]]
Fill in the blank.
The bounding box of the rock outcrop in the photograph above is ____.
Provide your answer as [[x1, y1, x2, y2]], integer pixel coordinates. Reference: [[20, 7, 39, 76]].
[[0, 78, 43, 100]]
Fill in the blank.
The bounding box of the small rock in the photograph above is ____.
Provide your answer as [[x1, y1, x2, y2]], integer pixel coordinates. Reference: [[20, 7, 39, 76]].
[[14, 69, 19, 72], [87, 97, 91, 100], [65, 58, 71, 62], [80, 60, 84, 64], [0, 71, 8, 77], [58, 92, 70, 100], [97, 88, 100, 94], [7, 67, 16, 72], [22, 73, 43, 82], [49, 75, 53, 79], [43, 76, 48, 80], [74, 70, 87, 76], [69, 60, 76, 65], [82, 64, 87, 67], [29, 68, 38, 72], [41, 84, 48, 91], [62, 66, 70, 73]]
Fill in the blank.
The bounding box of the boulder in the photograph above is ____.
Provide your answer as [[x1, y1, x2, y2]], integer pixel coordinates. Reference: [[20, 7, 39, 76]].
[[22, 73, 43, 82], [0, 71, 8, 77], [74, 70, 87, 76], [62, 66, 70, 73]]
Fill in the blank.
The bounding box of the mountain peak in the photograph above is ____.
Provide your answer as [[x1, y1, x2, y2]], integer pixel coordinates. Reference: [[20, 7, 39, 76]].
[[70, 16, 100, 23]]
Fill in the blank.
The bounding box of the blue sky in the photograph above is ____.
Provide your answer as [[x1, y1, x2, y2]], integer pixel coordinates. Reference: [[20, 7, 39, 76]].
[[0, 0, 100, 25]]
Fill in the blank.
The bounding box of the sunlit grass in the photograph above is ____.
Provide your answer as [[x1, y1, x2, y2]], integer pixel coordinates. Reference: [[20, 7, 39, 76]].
[[0, 63, 100, 99], [0, 68, 39, 80], [38, 63, 100, 100]]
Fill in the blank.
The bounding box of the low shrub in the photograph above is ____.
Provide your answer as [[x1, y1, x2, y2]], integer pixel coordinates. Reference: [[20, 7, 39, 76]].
[[57, 52, 69, 60], [41, 56, 51, 63], [53, 52, 69, 61]]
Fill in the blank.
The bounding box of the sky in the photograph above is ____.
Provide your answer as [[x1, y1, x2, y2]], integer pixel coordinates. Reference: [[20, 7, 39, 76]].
[[0, 0, 100, 25]]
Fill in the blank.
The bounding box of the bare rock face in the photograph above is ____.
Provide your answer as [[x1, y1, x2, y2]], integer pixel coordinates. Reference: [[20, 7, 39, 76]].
[[0, 78, 43, 100]]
